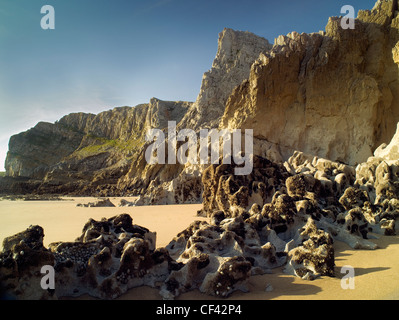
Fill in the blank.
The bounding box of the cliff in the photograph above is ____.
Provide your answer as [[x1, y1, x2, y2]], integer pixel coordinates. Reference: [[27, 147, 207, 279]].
[[3, 0, 399, 301], [5, 119, 90, 179], [178, 28, 272, 130], [2, 0, 399, 200], [116, 28, 272, 203], [3, 99, 192, 195], [2, 27, 271, 196], [222, 0, 399, 165]]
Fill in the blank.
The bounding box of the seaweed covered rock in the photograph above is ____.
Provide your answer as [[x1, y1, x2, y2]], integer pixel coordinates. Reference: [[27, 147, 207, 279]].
[[285, 151, 356, 199], [198, 151, 399, 282], [161, 217, 285, 299], [200, 256, 252, 297], [0, 225, 55, 300], [356, 157, 399, 205], [51, 214, 167, 299], [284, 218, 335, 280], [200, 155, 290, 217], [0, 214, 171, 300]]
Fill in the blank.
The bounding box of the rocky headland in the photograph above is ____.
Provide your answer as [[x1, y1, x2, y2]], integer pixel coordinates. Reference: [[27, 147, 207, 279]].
[[1, 0, 399, 300], [2, 1, 399, 205]]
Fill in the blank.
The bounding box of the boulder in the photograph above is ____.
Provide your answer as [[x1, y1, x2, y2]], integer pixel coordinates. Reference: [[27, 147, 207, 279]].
[[76, 198, 115, 207], [0, 214, 167, 300]]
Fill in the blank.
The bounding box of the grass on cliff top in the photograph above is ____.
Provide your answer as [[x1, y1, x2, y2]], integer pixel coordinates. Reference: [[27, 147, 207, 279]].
[[74, 134, 144, 157]]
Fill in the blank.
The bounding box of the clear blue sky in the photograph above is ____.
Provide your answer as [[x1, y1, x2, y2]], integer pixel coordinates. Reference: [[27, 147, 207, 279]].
[[0, 0, 377, 171]]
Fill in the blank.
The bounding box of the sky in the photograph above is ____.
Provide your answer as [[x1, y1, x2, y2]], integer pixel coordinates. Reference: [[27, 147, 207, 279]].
[[0, 0, 377, 171]]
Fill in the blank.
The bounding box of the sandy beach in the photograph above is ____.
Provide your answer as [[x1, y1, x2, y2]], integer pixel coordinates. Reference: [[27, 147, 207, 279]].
[[0, 197, 205, 249], [1, 197, 398, 300]]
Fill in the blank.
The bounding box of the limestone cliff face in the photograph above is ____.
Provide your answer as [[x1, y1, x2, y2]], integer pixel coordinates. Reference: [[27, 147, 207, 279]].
[[116, 28, 273, 202], [3, 0, 399, 199], [178, 28, 272, 130], [75, 98, 191, 143], [56, 98, 190, 144], [375, 122, 399, 159], [3, 27, 269, 196], [5, 120, 90, 179], [4, 99, 191, 193], [221, 0, 399, 165]]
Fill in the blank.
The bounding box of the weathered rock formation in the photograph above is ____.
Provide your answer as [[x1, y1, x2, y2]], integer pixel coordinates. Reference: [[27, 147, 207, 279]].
[[2, 29, 271, 201], [3, 99, 192, 196], [76, 198, 116, 208], [155, 144, 399, 298], [221, 0, 399, 165], [115, 28, 272, 204], [375, 122, 399, 160], [0, 225, 55, 300], [4, 1, 399, 201], [0, 214, 168, 300], [2, 148, 399, 299], [3, 104, 399, 299], [5, 120, 90, 179], [178, 28, 272, 131], [199, 156, 289, 217]]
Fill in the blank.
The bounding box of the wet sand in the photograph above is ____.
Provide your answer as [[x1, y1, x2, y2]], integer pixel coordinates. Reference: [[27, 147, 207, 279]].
[[1, 197, 398, 300]]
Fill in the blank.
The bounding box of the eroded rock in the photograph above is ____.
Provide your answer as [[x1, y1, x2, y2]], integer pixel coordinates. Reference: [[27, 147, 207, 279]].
[[76, 198, 116, 208], [0, 214, 168, 300]]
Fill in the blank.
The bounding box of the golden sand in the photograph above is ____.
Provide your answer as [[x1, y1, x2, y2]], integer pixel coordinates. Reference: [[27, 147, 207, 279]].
[[0, 197, 204, 249]]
